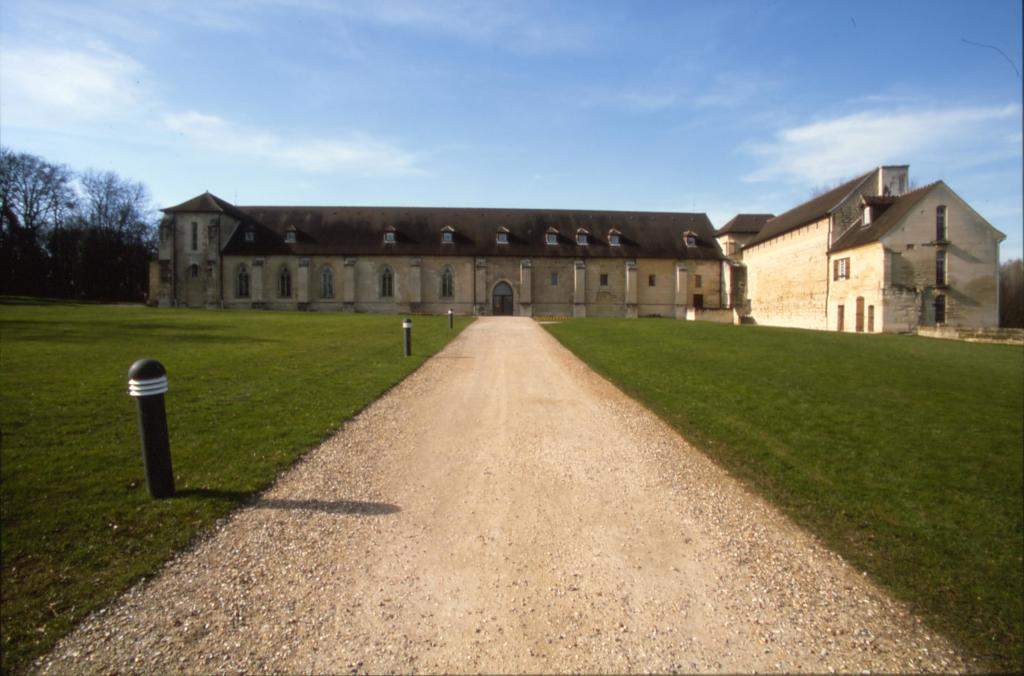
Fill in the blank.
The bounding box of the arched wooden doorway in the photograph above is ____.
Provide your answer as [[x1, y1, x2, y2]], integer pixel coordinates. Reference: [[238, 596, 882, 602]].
[[492, 281, 513, 316]]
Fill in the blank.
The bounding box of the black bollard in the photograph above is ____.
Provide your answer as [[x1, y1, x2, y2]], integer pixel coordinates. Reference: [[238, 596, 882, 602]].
[[448, 308, 453, 330], [127, 358, 175, 498], [403, 318, 412, 356]]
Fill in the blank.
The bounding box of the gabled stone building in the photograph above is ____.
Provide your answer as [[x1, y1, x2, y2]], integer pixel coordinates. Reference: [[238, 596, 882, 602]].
[[151, 192, 726, 318], [736, 165, 1005, 332], [151, 163, 1004, 332]]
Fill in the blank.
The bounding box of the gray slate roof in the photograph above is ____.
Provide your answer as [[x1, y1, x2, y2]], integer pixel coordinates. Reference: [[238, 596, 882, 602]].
[[164, 194, 725, 261], [746, 170, 875, 248], [829, 182, 939, 253], [716, 214, 774, 236]]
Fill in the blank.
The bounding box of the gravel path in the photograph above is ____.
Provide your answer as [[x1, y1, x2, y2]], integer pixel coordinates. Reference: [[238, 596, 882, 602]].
[[39, 317, 972, 673]]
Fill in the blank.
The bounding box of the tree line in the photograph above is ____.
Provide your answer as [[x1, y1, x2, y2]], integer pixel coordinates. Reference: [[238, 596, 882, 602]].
[[0, 147, 156, 302]]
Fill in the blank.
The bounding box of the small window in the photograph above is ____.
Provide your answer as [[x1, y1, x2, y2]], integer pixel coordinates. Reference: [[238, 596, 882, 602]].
[[384, 231, 396, 244], [236, 264, 250, 298], [936, 249, 947, 286], [278, 266, 292, 298], [442, 231, 453, 244], [609, 234, 620, 246], [245, 230, 255, 243], [934, 295, 946, 324], [577, 232, 588, 245], [496, 232, 509, 244], [440, 267, 454, 298], [648, 274, 656, 287], [685, 234, 696, 247], [936, 205, 947, 241], [600, 273, 609, 287], [906, 243, 914, 250], [285, 231, 296, 243], [546, 233, 557, 245], [550, 272, 558, 286], [381, 267, 394, 298], [694, 274, 702, 289], [191, 222, 198, 250], [833, 257, 851, 280], [321, 266, 334, 299]]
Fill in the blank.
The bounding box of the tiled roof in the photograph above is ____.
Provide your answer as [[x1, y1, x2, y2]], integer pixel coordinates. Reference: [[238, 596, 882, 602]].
[[716, 213, 774, 236], [166, 194, 725, 261], [829, 182, 940, 253], [746, 170, 875, 248]]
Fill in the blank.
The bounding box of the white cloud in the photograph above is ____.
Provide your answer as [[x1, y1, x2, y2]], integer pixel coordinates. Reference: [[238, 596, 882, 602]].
[[0, 42, 146, 125], [744, 104, 1022, 183], [162, 111, 423, 176]]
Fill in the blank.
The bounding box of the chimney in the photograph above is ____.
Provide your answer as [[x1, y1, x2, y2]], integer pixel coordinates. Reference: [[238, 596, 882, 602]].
[[878, 165, 909, 196]]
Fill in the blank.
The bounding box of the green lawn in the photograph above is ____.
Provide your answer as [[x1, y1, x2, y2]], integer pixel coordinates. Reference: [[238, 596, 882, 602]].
[[544, 318, 1023, 671], [0, 299, 471, 673]]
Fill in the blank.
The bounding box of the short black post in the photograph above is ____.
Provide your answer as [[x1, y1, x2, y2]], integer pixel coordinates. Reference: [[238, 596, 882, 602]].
[[448, 308, 453, 330], [403, 318, 412, 356], [128, 359, 175, 498]]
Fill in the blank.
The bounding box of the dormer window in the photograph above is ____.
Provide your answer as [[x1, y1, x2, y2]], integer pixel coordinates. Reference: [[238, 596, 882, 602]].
[[608, 230, 621, 246], [684, 231, 697, 247], [441, 226, 454, 244], [546, 229, 558, 245], [496, 227, 509, 245], [863, 204, 872, 225], [576, 229, 589, 245], [285, 230, 296, 243], [384, 231, 396, 244], [244, 230, 255, 243]]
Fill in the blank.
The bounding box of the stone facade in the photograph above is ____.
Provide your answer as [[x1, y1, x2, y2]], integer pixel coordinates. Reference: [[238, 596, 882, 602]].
[[738, 166, 1004, 333], [152, 194, 726, 319], [152, 166, 1003, 333], [743, 217, 832, 330]]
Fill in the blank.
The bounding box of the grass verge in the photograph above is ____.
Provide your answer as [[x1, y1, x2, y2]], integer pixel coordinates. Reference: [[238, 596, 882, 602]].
[[544, 318, 1023, 671], [0, 299, 471, 673]]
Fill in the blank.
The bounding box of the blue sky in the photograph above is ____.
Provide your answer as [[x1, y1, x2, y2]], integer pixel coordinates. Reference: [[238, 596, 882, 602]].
[[2, 0, 1021, 259]]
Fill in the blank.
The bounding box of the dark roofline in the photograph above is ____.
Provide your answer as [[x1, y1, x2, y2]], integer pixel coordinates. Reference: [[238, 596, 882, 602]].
[[716, 213, 774, 236], [745, 170, 875, 248], [828, 182, 939, 254]]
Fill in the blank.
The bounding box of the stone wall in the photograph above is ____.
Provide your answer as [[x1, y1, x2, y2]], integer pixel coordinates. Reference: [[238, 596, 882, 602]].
[[827, 243, 885, 332], [743, 217, 831, 330], [214, 253, 720, 318], [880, 183, 1001, 328]]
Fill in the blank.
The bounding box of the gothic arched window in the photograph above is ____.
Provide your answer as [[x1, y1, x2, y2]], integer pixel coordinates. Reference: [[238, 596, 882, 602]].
[[321, 265, 334, 299], [236, 264, 250, 298], [279, 266, 292, 298], [380, 267, 394, 298], [440, 267, 454, 298]]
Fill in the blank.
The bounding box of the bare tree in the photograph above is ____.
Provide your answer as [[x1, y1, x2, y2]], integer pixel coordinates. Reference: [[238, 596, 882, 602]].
[[0, 148, 77, 234], [77, 169, 156, 245]]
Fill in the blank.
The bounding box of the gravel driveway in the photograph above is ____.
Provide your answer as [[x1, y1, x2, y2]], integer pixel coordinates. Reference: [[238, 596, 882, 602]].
[[39, 317, 971, 673]]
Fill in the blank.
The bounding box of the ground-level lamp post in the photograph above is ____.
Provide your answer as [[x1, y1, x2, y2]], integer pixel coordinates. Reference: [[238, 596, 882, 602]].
[[127, 358, 175, 498], [403, 318, 412, 357], [448, 308, 453, 330]]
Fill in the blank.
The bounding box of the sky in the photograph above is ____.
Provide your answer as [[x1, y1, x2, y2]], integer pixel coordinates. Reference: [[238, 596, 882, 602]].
[[1, 0, 1021, 260]]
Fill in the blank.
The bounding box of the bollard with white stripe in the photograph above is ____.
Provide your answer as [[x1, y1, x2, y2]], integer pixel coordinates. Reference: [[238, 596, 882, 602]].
[[128, 358, 175, 498], [448, 308, 453, 330], [403, 318, 412, 356]]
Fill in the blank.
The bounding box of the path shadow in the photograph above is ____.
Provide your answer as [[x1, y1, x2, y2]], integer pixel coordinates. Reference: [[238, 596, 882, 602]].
[[175, 488, 400, 515]]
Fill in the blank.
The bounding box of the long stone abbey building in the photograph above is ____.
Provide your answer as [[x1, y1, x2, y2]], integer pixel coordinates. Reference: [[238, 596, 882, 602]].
[[152, 164, 1005, 332], [153, 195, 724, 318]]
